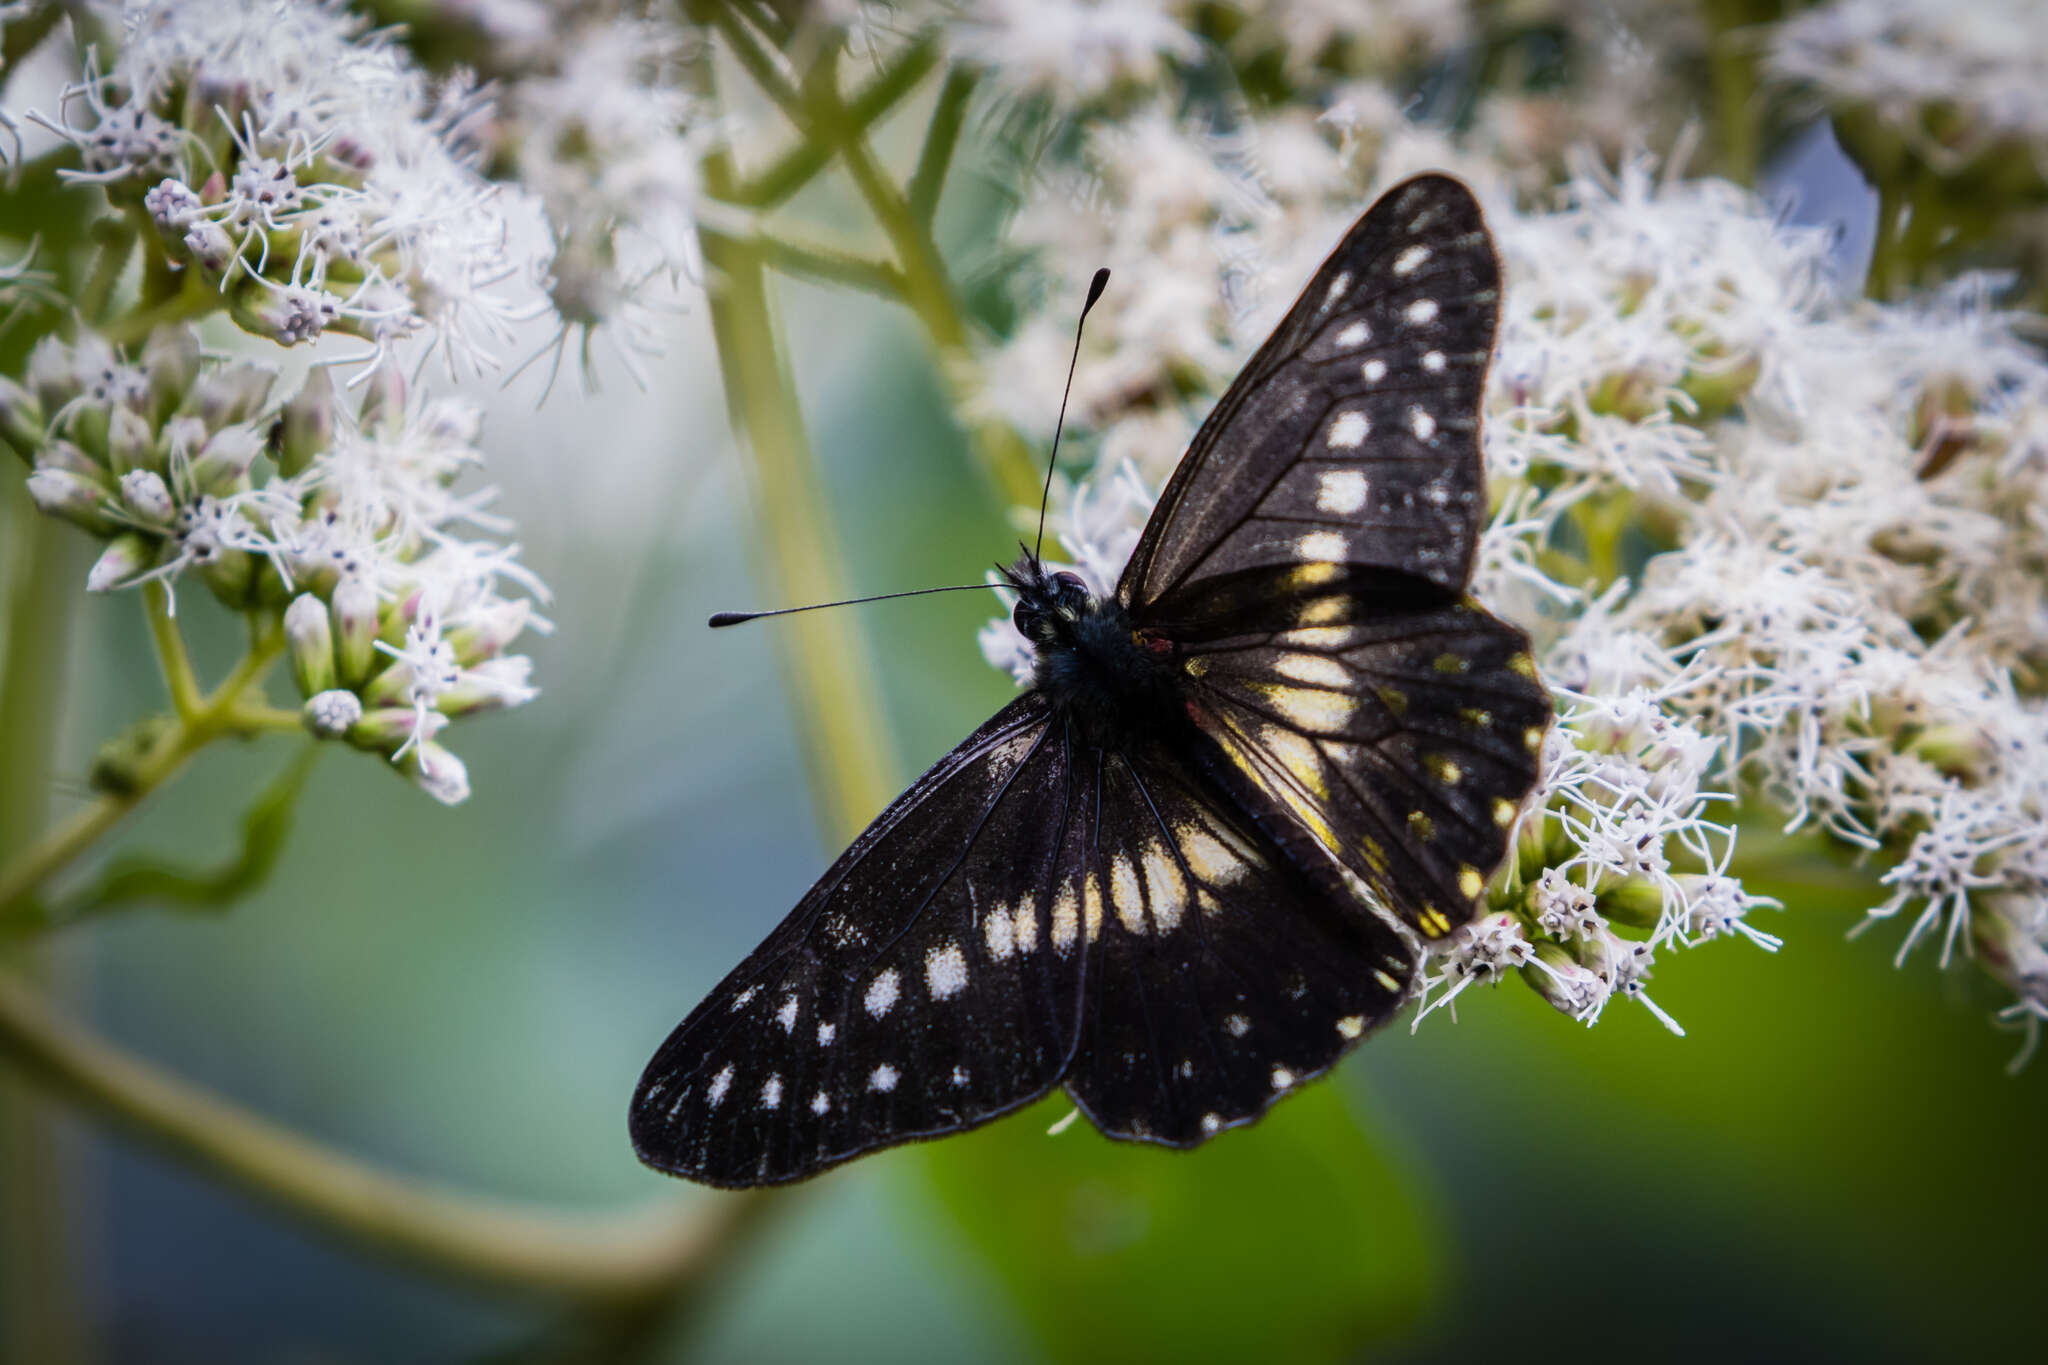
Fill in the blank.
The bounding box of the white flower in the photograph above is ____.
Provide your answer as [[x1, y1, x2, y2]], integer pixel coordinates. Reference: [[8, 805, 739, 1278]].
[[947, 0, 1200, 107]]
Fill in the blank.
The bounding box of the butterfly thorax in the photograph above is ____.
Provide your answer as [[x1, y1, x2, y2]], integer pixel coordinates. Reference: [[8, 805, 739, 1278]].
[[1006, 557, 1181, 742]]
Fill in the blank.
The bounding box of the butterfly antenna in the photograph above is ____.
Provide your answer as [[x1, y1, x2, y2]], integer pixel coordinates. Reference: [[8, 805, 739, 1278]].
[[709, 582, 993, 629], [1032, 267, 1111, 564]]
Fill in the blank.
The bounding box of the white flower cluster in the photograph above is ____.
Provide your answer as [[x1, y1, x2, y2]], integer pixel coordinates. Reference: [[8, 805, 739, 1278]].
[[10, 327, 544, 804], [1765, 0, 2048, 172], [20, 0, 538, 372], [976, 92, 2048, 1055]]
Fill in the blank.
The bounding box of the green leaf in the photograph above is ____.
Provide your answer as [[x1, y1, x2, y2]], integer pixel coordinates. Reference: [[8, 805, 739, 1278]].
[[914, 1083, 1444, 1364], [15, 745, 320, 933]]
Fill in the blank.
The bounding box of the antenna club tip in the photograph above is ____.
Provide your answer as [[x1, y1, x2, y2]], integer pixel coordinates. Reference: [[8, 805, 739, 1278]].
[[1085, 268, 1110, 309], [708, 611, 748, 628]]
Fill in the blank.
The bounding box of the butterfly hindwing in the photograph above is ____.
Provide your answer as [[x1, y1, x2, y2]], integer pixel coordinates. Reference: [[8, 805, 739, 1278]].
[[1061, 739, 1413, 1145], [630, 694, 1091, 1187], [1181, 594, 1549, 939], [1120, 174, 1500, 613]]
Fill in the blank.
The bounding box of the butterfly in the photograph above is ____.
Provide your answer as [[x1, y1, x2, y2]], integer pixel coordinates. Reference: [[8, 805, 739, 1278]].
[[631, 174, 1549, 1187]]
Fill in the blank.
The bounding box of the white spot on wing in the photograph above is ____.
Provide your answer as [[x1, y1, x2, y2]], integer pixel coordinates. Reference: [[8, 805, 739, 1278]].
[[1140, 843, 1186, 931], [868, 1064, 899, 1093], [1297, 531, 1346, 562], [1422, 350, 1446, 372], [984, 905, 1015, 961], [730, 986, 758, 1011], [816, 1022, 836, 1045], [1394, 244, 1432, 276], [1406, 298, 1439, 324], [1410, 406, 1437, 440], [707, 1063, 734, 1107], [1013, 897, 1039, 954], [1051, 885, 1078, 952], [864, 968, 900, 1018], [776, 996, 799, 1032], [1337, 1015, 1366, 1039], [1316, 469, 1369, 514], [1327, 410, 1368, 449], [1110, 853, 1146, 933], [925, 941, 969, 999], [1271, 1066, 1295, 1090], [1274, 654, 1349, 687], [1325, 271, 1351, 305], [1362, 358, 1387, 383], [761, 1074, 782, 1109], [1201, 1113, 1222, 1136], [1334, 321, 1370, 348], [950, 1066, 969, 1086], [1268, 686, 1357, 733], [811, 1091, 830, 1115], [1225, 1013, 1250, 1037]]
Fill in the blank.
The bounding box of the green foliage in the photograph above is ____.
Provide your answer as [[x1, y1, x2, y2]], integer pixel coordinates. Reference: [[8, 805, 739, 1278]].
[[918, 1086, 1443, 1364]]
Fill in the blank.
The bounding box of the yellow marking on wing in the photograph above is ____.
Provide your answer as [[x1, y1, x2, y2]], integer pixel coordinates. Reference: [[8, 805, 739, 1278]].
[[1508, 651, 1537, 680], [1287, 562, 1342, 589], [1425, 754, 1463, 784], [1375, 685, 1409, 716], [1261, 725, 1328, 800], [1407, 810, 1436, 842], [1083, 869, 1105, 942], [1373, 968, 1403, 992], [1274, 653, 1349, 688], [1492, 797, 1517, 828], [1184, 655, 1210, 677], [1458, 865, 1485, 899], [1458, 707, 1492, 729], [1262, 684, 1357, 733], [1141, 842, 1187, 931], [1358, 836, 1388, 874], [1295, 596, 1347, 625], [1013, 896, 1039, 953], [1337, 1015, 1366, 1039], [1432, 652, 1468, 675], [1524, 726, 1545, 752], [1418, 904, 1453, 935]]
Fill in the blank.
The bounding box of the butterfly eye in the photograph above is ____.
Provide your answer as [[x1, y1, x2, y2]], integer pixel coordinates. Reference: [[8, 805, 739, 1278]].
[[1012, 601, 1043, 637], [1050, 572, 1089, 611]]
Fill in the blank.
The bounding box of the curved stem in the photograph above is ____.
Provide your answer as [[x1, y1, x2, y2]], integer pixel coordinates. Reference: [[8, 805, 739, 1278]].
[[0, 972, 780, 1302]]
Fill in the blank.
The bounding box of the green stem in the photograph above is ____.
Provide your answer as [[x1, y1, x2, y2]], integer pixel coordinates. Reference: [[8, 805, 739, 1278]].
[[0, 616, 282, 916], [812, 70, 1042, 508], [907, 67, 978, 228], [0, 971, 783, 1303], [97, 271, 219, 348], [720, 36, 939, 209], [144, 582, 204, 720], [697, 175, 901, 842], [710, 227, 907, 297], [77, 230, 134, 326]]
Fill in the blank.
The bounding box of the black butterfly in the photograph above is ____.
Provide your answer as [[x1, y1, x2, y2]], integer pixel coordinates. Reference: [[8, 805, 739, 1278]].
[[632, 174, 1549, 1187]]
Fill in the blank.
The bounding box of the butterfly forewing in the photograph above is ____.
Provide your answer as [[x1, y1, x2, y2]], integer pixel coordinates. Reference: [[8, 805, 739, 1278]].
[[1120, 175, 1501, 613], [631, 695, 1092, 1186], [1182, 597, 1549, 938], [1062, 740, 1413, 1144]]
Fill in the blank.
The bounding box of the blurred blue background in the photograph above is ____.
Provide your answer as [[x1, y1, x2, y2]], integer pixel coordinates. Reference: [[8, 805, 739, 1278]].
[[16, 266, 2048, 1364]]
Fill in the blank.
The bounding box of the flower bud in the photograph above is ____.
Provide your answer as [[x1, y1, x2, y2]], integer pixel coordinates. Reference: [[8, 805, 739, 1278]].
[[436, 656, 537, 717], [144, 177, 202, 231], [119, 469, 177, 525], [33, 438, 106, 481], [107, 406, 155, 476], [404, 739, 470, 805], [273, 368, 336, 477], [68, 402, 112, 467], [182, 220, 235, 274], [445, 598, 532, 665], [347, 705, 423, 749], [1522, 940, 1608, 1021], [182, 363, 276, 430], [302, 688, 362, 738], [142, 325, 202, 425], [330, 574, 381, 686], [0, 373, 47, 461], [87, 534, 156, 592], [1594, 875, 1664, 931], [27, 468, 117, 533], [27, 335, 80, 413], [198, 546, 257, 605], [285, 593, 337, 696], [231, 283, 341, 346], [190, 422, 264, 493]]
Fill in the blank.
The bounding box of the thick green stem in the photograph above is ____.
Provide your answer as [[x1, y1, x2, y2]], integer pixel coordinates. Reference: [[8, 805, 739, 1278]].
[[0, 971, 782, 1303], [907, 68, 978, 228], [0, 483, 90, 1363]]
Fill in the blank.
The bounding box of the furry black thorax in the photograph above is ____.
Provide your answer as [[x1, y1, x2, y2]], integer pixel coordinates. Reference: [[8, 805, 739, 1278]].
[[1002, 553, 1184, 744]]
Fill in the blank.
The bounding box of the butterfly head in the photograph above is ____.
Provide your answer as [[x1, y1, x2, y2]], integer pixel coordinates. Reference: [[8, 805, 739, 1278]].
[[1003, 556, 1092, 652]]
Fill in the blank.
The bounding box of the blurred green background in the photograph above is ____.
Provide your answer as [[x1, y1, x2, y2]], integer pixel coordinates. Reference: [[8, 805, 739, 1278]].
[[7, 263, 2046, 1363]]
